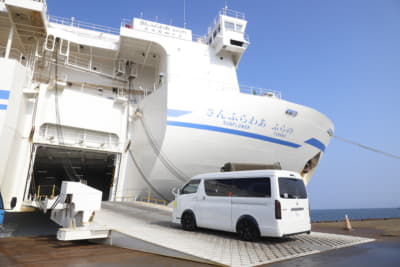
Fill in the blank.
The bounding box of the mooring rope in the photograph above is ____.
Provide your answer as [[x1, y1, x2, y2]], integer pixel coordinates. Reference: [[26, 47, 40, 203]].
[[333, 135, 400, 160]]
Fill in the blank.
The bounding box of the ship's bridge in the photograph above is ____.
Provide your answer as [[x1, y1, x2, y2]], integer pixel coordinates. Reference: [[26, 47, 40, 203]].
[[206, 8, 250, 66]]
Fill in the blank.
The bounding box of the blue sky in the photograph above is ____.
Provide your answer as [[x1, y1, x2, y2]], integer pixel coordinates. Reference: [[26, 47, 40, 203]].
[[47, 0, 400, 209]]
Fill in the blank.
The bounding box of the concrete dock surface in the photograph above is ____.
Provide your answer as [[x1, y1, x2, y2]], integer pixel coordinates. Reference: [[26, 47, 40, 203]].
[[268, 238, 400, 267], [0, 212, 399, 267]]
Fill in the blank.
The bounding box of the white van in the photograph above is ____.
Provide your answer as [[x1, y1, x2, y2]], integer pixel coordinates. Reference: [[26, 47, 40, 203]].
[[172, 170, 311, 241]]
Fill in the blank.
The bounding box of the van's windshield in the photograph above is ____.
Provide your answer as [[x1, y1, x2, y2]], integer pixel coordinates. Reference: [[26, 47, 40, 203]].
[[278, 178, 307, 199], [180, 179, 201, 195]]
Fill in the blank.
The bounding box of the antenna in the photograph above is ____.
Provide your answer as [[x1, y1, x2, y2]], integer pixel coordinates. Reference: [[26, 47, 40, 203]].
[[223, 0, 228, 15], [183, 0, 187, 28]]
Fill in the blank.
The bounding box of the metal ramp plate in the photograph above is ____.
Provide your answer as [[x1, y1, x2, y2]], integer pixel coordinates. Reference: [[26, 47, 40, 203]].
[[94, 201, 374, 267]]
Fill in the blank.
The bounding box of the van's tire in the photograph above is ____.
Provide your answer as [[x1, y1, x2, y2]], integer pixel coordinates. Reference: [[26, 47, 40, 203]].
[[237, 218, 260, 241], [181, 212, 197, 231]]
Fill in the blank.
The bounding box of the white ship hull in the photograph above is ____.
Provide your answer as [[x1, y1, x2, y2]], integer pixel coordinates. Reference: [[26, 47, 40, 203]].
[[122, 89, 332, 201], [0, 1, 333, 210]]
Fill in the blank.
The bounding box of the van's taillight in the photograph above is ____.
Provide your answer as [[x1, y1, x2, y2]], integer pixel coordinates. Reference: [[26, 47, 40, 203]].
[[275, 200, 282, 220]]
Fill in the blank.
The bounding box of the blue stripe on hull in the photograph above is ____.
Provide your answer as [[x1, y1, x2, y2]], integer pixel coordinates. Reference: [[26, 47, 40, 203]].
[[0, 104, 7, 110], [304, 138, 326, 152], [167, 109, 192, 117], [0, 90, 10, 100], [167, 120, 302, 148]]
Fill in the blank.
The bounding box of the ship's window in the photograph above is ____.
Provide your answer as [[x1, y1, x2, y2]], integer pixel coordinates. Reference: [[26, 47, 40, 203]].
[[236, 24, 243, 32], [213, 30, 217, 38], [181, 179, 200, 195], [224, 21, 235, 31]]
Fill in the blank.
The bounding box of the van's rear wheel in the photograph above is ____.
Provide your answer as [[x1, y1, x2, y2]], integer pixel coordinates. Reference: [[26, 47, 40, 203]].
[[237, 219, 260, 241], [181, 212, 197, 231]]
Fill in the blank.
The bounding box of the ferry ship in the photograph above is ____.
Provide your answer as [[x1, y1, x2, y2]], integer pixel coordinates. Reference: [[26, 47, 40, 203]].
[[0, 0, 333, 211]]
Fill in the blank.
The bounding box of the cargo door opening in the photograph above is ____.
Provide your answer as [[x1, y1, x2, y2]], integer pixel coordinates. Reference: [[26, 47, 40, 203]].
[[28, 146, 118, 201]]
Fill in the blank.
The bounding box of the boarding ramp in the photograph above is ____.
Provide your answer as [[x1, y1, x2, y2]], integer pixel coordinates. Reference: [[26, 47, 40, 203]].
[[90, 201, 374, 267]]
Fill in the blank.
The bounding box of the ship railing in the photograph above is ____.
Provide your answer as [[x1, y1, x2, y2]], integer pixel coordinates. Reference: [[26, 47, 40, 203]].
[[49, 15, 119, 35], [66, 53, 115, 78], [219, 7, 245, 20], [168, 73, 281, 98], [121, 18, 133, 29], [115, 189, 168, 205], [240, 85, 282, 98], [121, 18, 209, 43]]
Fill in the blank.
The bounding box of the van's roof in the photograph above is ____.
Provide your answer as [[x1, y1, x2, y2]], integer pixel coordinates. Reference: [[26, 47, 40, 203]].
[[191, 169, 302, 180]]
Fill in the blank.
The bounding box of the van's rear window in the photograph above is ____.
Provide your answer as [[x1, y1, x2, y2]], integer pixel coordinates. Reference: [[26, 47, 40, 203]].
[[278, 178, 307, 199]]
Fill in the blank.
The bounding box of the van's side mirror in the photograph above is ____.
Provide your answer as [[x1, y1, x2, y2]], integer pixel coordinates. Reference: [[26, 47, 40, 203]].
[[10, 197, 17, 209], [172, 187, 180, 196]]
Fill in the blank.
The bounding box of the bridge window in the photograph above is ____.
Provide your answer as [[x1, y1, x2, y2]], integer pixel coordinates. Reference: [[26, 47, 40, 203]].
[[224, 21, 235, 31]]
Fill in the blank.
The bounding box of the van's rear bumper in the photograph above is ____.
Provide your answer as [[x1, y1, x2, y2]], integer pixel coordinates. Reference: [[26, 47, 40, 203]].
[[282, 230, 311, 238], [260, 222, 311, 238]]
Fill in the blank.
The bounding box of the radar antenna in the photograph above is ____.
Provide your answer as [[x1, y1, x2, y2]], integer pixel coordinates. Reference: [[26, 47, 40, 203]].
[[183, 0, 187, 28]]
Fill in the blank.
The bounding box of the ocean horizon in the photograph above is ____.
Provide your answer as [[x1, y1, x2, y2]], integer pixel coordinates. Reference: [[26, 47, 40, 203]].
[[310, 207, 400, 222]]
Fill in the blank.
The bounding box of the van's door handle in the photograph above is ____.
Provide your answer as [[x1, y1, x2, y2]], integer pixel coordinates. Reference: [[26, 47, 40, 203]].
[[202, 196, 206, 200]]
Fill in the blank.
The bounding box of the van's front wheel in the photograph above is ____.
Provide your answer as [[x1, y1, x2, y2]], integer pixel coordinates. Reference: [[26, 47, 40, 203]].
[[237, 219, 260, 241], [181, 212, 197, 231]]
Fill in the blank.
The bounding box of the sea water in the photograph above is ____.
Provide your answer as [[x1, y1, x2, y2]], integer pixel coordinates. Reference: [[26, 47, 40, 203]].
[[310, 208, 400, 222]]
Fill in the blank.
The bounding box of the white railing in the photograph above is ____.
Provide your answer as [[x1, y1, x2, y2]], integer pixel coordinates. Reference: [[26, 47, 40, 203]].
[[114, 189, 168, 205], [168, 73, 281, 98], [49, 11, 245, 44], [121, 18, 133, 29], [121, 19, 219, 44], [49, 15, 119, 35], [219, 7, 245, 20], [121, 18, 201, 42], [66, 54, 115, 77], [240, 85, 282, 98]]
